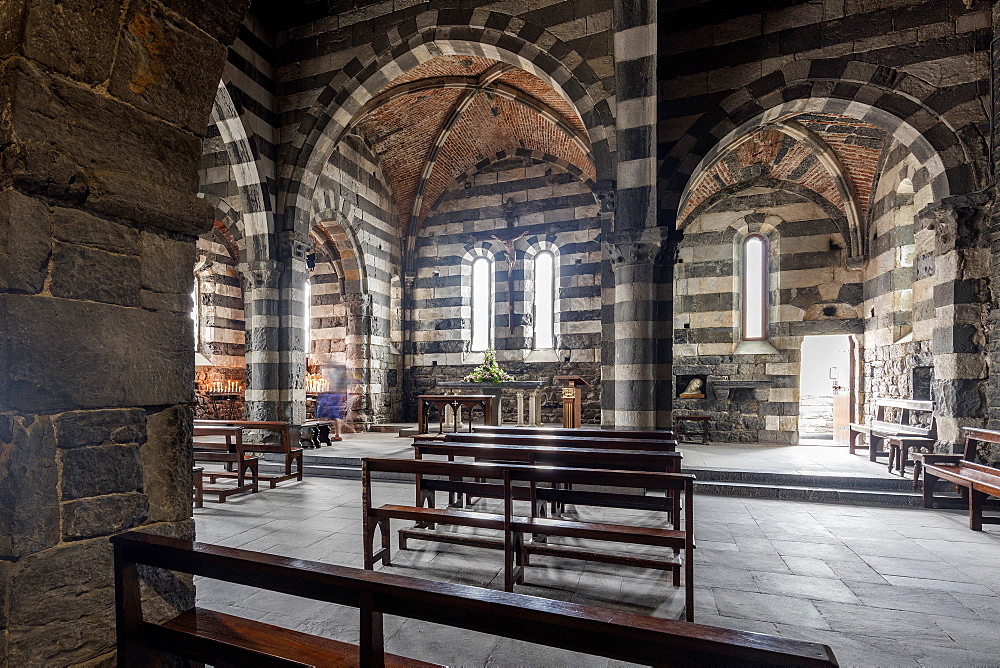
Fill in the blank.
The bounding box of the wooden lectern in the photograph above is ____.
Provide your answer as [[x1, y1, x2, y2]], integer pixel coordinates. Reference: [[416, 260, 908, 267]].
[[555, 376, 590, 428]]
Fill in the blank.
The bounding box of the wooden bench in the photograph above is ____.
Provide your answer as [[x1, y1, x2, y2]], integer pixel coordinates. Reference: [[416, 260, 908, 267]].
[[192, 466, 204, 508], [363, 457, 697, 620], [849, 399, 934, 462], [475, 425, 677, 440], [192, 426, 258, 502], [112, 532, 837, 667], [444, 431, 678, 451], [414, 439, 683, 514], [923, 427, 1000, 531], [195, 418, 304, 487], [912, 426, 990, 490]]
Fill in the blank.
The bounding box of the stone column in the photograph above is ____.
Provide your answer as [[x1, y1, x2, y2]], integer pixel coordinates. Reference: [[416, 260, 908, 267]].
[[277, 231, 310, 425], [607, 235, 671, 429], [242, 260, 282, 421], [344, 292, 374, 428], [0, 2, 249, 664], [920, 194, 992, 448]]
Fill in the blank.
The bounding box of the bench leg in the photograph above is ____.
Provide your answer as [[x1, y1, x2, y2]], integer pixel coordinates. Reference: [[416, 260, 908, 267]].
[[849, 430, 857, 455], [922, 472, 937, 508], [193, 469, 204, 509], [869, 435, 880, 462], [969, 490, 986, 531], [379, 518, 391, 565], [887, 443, 896, 473]]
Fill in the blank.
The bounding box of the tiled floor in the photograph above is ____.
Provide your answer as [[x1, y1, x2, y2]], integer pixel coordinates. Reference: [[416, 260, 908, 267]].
[[195, 476, 1000, 667]]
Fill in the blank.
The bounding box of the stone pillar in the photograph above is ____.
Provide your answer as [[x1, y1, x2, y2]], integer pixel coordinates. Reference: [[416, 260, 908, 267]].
[[607, 233, 672, 429], [242, 260, 282, 421], [921, 194, 992, 448], [344, 292, 374, 428], [278, 231, 310, 425], [0, 2, 249, 664]]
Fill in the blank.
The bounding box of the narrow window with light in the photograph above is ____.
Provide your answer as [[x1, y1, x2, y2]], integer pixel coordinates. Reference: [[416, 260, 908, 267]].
[[304, 279, 312, 359], [742, 234, 767, 340], [471, 256, 492, 351], [533, 251, 555, 349]]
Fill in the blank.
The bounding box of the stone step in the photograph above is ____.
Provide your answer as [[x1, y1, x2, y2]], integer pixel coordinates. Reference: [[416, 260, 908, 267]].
[[260, 457, 992, 510]]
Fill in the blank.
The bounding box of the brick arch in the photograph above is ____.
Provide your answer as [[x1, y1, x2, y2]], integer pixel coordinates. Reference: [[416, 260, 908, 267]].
[[664, 59, 985, 225], [283, 11, 615, 231], [207, 80, 275, 261]]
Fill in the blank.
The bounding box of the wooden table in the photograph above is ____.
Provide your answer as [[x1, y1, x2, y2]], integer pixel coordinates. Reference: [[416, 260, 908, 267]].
[[417, 394, 495, 435], [675, 415, 711, 444]]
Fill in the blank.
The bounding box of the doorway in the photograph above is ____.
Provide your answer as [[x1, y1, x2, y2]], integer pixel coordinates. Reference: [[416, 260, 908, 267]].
[[798, 335, 852, 444]]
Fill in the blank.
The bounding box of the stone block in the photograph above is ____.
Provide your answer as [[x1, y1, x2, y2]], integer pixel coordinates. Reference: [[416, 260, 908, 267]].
[[53, 408, 146, 449], [0, 58, 214, 235], [61, 444, 143, 500], [62, 492, 148, 540], [0, 188, 51, 295], [160, 0, 250, 43], [50, 241, 141, 306], [142, 405, 193, 523], [109, 2, 229, 135], [20, 0, 124, 85], [140, 288, 191, 312], [0, 414, 59, 559], [2, 295, 194, 411], [141, 231, 196, 297], [5, 538, 115, 665], [51, 207, 141, 254]]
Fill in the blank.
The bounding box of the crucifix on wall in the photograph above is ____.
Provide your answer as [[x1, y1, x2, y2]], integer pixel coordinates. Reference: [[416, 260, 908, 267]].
[[491, 199, 528, 332]]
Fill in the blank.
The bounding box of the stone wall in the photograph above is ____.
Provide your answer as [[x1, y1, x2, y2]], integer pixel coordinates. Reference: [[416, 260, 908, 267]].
[[0, 1, 248, 663]]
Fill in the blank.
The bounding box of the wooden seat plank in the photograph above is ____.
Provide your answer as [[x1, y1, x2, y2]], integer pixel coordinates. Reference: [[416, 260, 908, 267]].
[[923, 428, 1000, 531], [162, 608, 437, 667]]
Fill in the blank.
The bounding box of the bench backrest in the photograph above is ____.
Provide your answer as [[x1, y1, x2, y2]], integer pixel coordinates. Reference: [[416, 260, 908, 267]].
[[475, 426, 676, 440], [412, 440, 682, 472], [445, 432, 677, 451], [962, 427, 1000, 461], [192, 425, 243, 452], [873, 399, 934, 424], [194, 419, 292, 450], [112, 532, 837, 667]]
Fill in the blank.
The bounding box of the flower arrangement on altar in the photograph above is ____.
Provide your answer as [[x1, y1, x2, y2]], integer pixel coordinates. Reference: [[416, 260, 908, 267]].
[[463, 348, 515, 384]]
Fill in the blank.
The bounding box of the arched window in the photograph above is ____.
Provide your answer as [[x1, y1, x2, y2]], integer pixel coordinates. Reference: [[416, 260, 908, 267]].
[[191, 281, 200, 351], [471, 256, 493, 351], [742, 235, 767, 340], [533, 251, 556, 349], [303, 279, 312, 359]]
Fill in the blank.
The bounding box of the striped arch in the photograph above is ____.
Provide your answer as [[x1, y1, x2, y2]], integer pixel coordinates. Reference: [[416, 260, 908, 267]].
[[445, 148, 597, 197], [282, 10, 616, 231], [664, 59, 986, 225], [198, 196, 245, 263], [209, 80, 275, 261], [311, 213, 367, 296]]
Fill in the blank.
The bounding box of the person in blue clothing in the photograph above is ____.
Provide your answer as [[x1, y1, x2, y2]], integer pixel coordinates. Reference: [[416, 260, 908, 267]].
[[316, 363, 350, 441]]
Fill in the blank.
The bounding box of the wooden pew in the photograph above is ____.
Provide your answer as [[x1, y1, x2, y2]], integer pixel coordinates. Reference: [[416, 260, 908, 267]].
[[192, 426, 258, 502], [923, 427, 1000, 531], [195, 419, 304, 487], [912, 426, 990, 489], [475, 425, 676, 440], [112, 532, 838, 667], [444, 431, 678, 451], [848, 399, 934, 462], [414, 439, 683, 518], [363, 458, 697, 619]]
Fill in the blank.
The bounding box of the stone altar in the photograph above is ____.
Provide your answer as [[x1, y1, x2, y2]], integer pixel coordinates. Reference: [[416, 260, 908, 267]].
[[437, 381, 546, 427]]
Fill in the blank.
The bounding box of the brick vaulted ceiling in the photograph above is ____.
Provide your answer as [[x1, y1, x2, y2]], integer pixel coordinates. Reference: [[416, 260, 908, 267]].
[[351, 55, 594, 234]]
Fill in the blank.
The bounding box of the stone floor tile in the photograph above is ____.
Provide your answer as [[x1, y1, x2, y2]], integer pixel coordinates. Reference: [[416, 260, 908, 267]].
[[769, 539, 855, 561], [811, 600, 954, 648], [860, 555, 980, 583], [713, 589, 830, 629], [384, 619, 502, 666], [750, 572, 861, 604], [692, 612, 779, 635], [882, 575, 996, 597], [772, 624, 918, 667], [823, 555, 890, 585], [486, 637, 609, 667], [695, 563, 759, 590], [732, 534, 779, 554], [845, 581, 980, 619], [781, 555, 838, 579], [695, 548, 792, 574]]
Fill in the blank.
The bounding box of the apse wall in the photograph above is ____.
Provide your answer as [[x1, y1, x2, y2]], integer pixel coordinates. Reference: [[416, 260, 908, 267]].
[[406, 156, 602, 423]]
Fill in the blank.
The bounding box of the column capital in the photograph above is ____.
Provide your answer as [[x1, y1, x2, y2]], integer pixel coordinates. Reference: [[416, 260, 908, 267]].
[[605, 227, 674, 270], [241, 260, 282, 291], [277, 230, 312, 262]]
